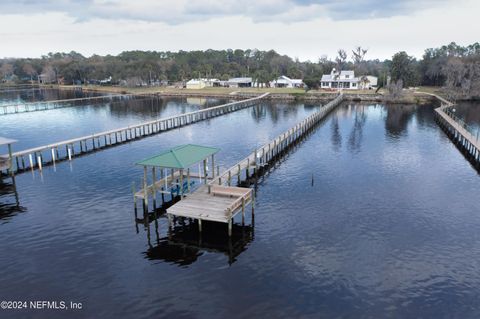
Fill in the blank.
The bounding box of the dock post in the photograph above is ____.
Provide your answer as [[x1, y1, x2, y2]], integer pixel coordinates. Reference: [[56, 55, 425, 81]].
[[198, 219, 202, 233], [211, 154, 215, 179], [143, 166, 148, 212], [160, 168, 165, 204], [251, 190, 255, 217], [203, 159, 207, 184], [237, 164, 241, 184], [7, 143, 14, 176], [37, 155, 42, 170], [152, 167, 157, 209], [180, 169, 184, 198], [242, 197, 245, 225], [28, 153, 33, 169], [187, 168, 191, 194], [228, 218, 232, 237]]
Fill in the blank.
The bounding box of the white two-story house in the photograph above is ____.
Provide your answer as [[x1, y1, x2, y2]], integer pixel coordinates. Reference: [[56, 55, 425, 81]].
[[320, 69, 377, 90]]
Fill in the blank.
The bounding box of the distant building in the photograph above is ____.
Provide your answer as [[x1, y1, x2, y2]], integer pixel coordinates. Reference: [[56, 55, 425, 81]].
[[270, 75, 304, 88], [320, 69, 378, 90], [100, 76, 112, 85], [365, 76, 378, 88], [38, 73, 55, 84], [186, 79, 206, 89], [227, 77, 252, 88], [186, 78, 220, 89]]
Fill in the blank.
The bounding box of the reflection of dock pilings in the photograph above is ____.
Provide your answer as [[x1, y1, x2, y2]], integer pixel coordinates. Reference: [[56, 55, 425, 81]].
[[0, 175, 25, 221], [144, 220, 255, 266]]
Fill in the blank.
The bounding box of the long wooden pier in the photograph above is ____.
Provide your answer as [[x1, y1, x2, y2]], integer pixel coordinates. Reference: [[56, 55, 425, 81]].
[[165, 93, 344, 236], [9, 93, 270, 173], [432, 94, 480, 165], [1, 94, 138, 115]]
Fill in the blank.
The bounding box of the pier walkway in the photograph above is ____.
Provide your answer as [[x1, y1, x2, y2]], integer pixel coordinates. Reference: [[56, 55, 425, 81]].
[[1, 94, 138, 115], [8, 93, 270, 173], [165, 93, 344, 236], [424, 92, 480, 165]]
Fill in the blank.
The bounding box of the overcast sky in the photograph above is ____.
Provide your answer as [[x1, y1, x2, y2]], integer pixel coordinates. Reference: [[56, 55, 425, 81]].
[[0, 0, 478, 61]]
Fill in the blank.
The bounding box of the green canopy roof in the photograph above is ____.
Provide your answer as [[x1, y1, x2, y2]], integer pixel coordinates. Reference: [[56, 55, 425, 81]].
[[136, 144, 220, 169]]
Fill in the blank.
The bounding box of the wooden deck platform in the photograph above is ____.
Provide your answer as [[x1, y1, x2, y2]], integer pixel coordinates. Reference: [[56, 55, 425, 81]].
[[167, 185, 253, 235]]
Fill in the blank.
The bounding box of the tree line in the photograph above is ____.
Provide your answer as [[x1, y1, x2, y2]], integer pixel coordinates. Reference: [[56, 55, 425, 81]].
[[0, 42, 479, 97]]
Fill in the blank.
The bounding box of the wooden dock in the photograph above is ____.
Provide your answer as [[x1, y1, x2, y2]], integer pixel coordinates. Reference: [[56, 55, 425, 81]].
[[9, 93, 270, 173], [432, 94, 480, 164], [1, 94, 138, 115], [165, 93, 344, 236]]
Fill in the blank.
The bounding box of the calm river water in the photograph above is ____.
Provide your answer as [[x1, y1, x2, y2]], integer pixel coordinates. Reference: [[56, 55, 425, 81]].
[[0, 92, 479, 319]]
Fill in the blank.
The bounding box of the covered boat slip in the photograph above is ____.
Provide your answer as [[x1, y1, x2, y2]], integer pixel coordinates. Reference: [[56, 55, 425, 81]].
[[134, 144, 220, 202], [134, 144, 254, 237]]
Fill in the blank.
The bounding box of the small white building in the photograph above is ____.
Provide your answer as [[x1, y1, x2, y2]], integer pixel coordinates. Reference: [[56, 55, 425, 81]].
[[270, 75, 304, 88], [365, 76, 378, 88], [320, 69, 378, 90], [186, 79, 206, 89], [227, 77, 252, 88], [186, 78, 220, 89]]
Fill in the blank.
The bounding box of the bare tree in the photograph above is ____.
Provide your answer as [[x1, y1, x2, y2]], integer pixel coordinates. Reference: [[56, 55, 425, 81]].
[[352, 47, 368, 65], [352, 46, 368, 75], [0, 63, 14, 81], [384, 79, 404, 101], [336, 49, 347, 71], [40, 64, 56, 83], [23, 63, 37, 82]]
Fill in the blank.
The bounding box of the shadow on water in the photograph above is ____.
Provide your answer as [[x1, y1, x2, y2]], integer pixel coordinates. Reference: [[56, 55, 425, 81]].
[[0, 175, 26, 223], [144, 221, 255, 266], [385, 103, 416, 137]]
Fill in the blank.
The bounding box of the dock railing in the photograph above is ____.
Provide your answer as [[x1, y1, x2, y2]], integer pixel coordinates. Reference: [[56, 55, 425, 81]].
[[428, 92, 480, 164]]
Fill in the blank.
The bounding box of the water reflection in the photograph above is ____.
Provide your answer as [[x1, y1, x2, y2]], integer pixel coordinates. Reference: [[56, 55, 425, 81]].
[[348, 105, 367, 153], [0, 87, 99, 105], [144, 219, 254, 266], [107, 97, 229, 119], [330, 115, 342, 152], [385, 104, 416, 137], [0, 175, 25, 223], [452, 101, 480, 132], [250, 102, 315, 124]]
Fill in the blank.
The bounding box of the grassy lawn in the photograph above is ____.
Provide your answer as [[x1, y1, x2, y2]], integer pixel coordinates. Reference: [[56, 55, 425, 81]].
[[53, 85, 385, 96]]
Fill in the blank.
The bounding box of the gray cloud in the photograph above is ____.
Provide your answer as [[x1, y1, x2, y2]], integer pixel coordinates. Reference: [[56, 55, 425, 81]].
[[0, 0, 449, 24]]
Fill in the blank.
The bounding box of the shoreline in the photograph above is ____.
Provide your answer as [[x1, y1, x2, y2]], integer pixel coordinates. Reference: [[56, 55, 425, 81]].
[[40, 84, 437, 104]]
